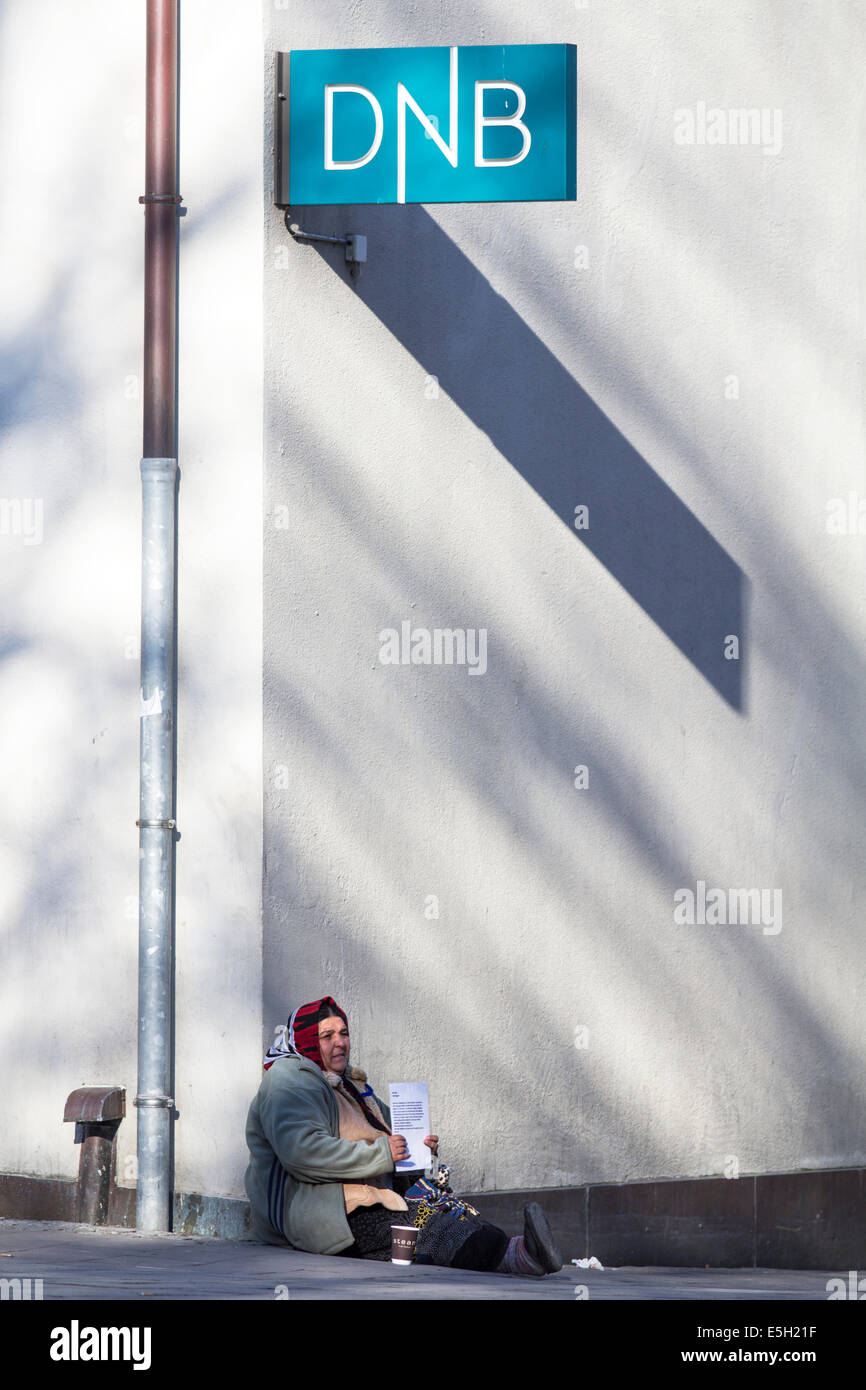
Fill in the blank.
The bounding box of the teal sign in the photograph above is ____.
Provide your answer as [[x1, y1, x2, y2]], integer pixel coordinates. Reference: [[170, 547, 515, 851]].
[[275, 45, 576, 206]]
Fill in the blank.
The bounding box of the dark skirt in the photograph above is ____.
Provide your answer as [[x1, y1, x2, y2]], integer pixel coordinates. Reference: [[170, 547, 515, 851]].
[[342, 1202, 509, 1271]]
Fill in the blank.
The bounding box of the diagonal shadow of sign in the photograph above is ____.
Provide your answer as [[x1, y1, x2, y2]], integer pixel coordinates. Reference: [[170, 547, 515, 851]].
[[293, 203, 744, 708]]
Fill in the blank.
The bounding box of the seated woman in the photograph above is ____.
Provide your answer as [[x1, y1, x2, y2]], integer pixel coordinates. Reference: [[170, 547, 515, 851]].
[[245, 995, 561, 1276]]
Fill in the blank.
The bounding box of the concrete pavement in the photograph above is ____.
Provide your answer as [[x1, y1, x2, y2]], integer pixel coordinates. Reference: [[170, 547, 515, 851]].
[[0, 1219, 842, 1300]]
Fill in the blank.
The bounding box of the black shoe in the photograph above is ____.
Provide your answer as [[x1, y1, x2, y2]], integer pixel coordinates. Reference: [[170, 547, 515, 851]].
[[523, 1202, 562, 1273]]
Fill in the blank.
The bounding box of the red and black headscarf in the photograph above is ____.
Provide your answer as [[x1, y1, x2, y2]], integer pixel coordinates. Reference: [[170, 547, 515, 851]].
[[287, 996, 348, 1070], [263, 995, 389, 1134]]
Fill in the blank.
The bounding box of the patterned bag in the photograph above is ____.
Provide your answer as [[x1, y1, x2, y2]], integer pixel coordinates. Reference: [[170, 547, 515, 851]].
[[402, 1163, 480, 1232]]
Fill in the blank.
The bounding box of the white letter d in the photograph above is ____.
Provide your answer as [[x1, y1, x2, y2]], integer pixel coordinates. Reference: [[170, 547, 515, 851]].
[[324, 86, 384, 170]]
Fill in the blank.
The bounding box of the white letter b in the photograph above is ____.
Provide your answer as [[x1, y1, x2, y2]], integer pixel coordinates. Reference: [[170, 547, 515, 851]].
[[475, 82, 531, 166]]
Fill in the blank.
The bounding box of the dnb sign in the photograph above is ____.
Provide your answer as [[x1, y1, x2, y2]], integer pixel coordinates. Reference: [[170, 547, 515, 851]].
[[275, 45, 576, 206]]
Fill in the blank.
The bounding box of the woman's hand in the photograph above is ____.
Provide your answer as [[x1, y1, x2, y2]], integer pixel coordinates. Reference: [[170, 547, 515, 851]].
[[388, 1134, 409, 1164], [423, 1134, 439, 1156]]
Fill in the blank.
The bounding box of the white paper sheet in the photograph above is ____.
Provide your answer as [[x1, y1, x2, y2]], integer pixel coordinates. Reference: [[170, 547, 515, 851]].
[[387, 1081, 430, 1172]]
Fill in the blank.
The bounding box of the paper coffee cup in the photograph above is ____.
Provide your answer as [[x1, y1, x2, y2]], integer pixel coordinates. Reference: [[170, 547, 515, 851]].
[[390, 1225, 419, 1264]]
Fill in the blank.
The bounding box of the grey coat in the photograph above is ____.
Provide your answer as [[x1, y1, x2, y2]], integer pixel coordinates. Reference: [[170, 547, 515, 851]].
[[244, 1055, 396, 1255]]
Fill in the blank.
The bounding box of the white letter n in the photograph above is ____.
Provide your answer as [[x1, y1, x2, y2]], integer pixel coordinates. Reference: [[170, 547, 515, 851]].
[[397, 47, 458, 204]]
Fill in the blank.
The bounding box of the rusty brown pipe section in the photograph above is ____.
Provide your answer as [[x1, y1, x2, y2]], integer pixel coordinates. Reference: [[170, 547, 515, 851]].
[[141, 0, 179, 457]]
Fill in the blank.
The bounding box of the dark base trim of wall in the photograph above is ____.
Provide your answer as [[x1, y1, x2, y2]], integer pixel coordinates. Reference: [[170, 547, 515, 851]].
[[3, 1168, 864, 1266], [463, 1169, 866, 1269], [0, 1174, 251, 1242]]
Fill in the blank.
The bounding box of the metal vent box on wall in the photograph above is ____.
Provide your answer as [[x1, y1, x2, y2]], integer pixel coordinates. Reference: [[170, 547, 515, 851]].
[[275, 45, 577, 206]]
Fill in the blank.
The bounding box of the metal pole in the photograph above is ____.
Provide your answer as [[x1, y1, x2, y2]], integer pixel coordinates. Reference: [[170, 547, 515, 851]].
[[136, 0, 179, 1232]]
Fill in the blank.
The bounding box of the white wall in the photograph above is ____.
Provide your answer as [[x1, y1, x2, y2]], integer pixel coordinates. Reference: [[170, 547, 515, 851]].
[[263, 1, 866, 1191], [0, 0, 263, 1199], [0, 0, 862, 1210]]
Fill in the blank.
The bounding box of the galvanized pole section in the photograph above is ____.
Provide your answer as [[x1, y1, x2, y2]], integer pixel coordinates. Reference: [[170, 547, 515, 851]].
[[136, 0, 180, 1232]]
